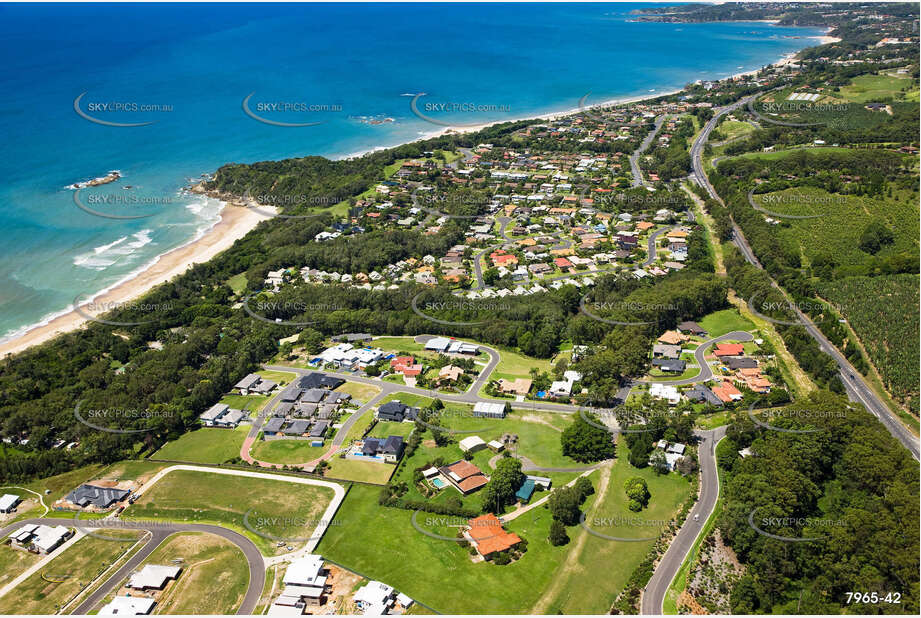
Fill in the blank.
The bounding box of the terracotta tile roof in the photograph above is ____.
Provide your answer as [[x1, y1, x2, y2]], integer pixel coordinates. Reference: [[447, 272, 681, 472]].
[[467, 514, 522, 556]]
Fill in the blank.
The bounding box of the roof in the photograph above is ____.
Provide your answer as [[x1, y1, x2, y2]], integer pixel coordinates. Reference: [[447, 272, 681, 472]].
[[459, 436, 486, 451], [234, 373, 262, 389], [0, 494, 20, 510], [65, 484, 130, 509], [677, 320, 707, 334], [714, 343, 745, 357], [652, 344, 681, 359], [515, 479, 536, 501], [263, 417, 285, 433], [99, 596, 156, 615], [444, 460, 482, 480], [726, 356, 758, 370], [283, 554, 324, 586], [128, 564, 181, 589], [467, 514, 522, 555], [473, 401, 506, 416], [354, 581, 394, 606], [296, 372, 345, 390], [200, 403, 229, 421], [657, 330, 686, 345], [652, 358, 686, 372], [712, 380, 743, 402]]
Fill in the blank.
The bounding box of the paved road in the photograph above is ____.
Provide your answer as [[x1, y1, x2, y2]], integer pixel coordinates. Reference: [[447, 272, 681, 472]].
[[631, 115, 668, 188], [640, 225, 676, 268], [641, 427, 726, 614], [1, 518, 264, 615], [692, 95, 919, 461]]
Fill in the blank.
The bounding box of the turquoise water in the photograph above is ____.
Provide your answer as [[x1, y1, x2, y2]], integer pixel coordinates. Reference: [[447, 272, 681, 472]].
[[0, 3, 825, 341]]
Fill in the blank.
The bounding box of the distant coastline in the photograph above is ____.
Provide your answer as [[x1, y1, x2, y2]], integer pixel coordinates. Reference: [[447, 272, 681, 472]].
[[0, 24, 834, 357]]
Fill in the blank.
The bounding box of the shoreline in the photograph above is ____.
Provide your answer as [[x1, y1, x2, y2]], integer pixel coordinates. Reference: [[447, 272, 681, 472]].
[[1, 27, 834, 357], [0, 201, 272, 357]]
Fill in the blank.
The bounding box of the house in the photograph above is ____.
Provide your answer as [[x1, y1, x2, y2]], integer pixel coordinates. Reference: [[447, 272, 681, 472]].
[[199, 403, 246, 428], [487, 439, 505, 453], [465, 514, 522, 558], [713, 343, 745, 358], [377, 401, 419, 422], [652, 344, 681, 360], [65, 484, 130, 509], [282, 420, 311, 436], [650, 441, 686, 471], [438, 460, 489, 494], [10, 524, 72, 554], [725, 356, 758, 370], [676, 321, 707, 336], [354, 581, 396, 615], [0, 493, 21, 513], [652, 358, 686, 373], [233, 373, 276, 395], [497, 378, 532, 397], [684, 384, 723, 407], [473, 401, 507, 418], [425, 337, 478, 355], [296, 373, 345, 390], [438, 365, 464, 383], [549, 370, 582, 398], [736, 368, 772, 393], [657, 330, 688, 345], [278, 554, 329, 608], [309, 421, 330, 438], [99, 596, 156, 615], [649, 383, 680, 405], [711, 380, 743, 403], [128, 565, 182, 590], [263, 417, 285, 436], [361, 436, 405, 463], [459, 435, 487, 453]]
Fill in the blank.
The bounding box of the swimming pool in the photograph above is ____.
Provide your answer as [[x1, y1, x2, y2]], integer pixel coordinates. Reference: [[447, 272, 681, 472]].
[[432, 478, 447, 489]]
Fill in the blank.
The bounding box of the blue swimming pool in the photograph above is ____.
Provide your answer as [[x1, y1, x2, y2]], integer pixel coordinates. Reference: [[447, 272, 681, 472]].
[[432, 478, 447, 489]]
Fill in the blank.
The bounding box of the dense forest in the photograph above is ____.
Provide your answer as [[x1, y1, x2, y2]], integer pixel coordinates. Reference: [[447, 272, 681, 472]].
[[717, 390, 919, 614]]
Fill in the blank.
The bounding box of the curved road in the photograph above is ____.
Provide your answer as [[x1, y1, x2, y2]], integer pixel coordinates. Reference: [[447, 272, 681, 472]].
[[641, 427, 726, 614], [0, 518, 264, 615], [691, 95, 919, 461]]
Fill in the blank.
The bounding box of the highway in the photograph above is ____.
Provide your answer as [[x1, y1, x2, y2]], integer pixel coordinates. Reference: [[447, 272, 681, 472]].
[[690, 95, 918, 461]]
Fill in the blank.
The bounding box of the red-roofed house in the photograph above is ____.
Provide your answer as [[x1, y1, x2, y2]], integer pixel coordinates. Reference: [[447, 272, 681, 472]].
[[712, 380, 743, 403], [465, 514, 522, 558], [554, 257, 574, 270], [714, 343, 745, 357]]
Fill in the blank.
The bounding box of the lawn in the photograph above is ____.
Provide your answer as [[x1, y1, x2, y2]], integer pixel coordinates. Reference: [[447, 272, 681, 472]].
[[324, 457, 396, 485], [717, 120, 754, 141], [536, 442, 692, 614], [152, 425, 250, 464], [368, 421, 417, 440], [128, 532, 249, 614], [318, 484, 574, 613], [0, 530, 141, 615], [219, 393, 271, 413], [251, 439, 327, 465], [227, 273, 248, 295], [698, 309, 755, 338], [335, 381, 381, 404], [750, 187, 919, 269], [839, 73, 917, 103], [122, 469, 336, 556], [0, 543, 43, 589], [257, 369, 297, 386], [491, 346, 557, 381]]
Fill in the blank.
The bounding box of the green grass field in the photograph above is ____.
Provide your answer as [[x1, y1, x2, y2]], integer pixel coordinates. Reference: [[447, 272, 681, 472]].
[[839, 73, 918, 103], [251, 439, 326, 465], [122, 469, 335, 556], [219, 393, 271, 413], [0, 543, 43, 590], [538, 443, 692, 613], [152, 425, 249, 464], [698, 309, 755, 338], [750, 187, 919, 269], [0, 530, 141, 615], [130, 532, 249, 614], [335, 381, 381, 403], [324, 457, 396, 485]]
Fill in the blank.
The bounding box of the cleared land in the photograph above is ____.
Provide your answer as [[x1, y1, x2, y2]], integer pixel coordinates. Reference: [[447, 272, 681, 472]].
[[0, 530, 141, 614], [251, 439, 326, 465], [697, 309, 755, 338], [131, 532, 249, 615], [122, 470, 335, 555], [152, 426, 249, 464]]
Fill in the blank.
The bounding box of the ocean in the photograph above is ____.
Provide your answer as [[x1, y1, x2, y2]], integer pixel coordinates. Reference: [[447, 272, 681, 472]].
[[0, 2, 826, 343]]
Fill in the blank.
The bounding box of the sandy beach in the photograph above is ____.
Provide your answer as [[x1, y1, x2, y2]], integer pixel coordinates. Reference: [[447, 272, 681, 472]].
[[2, 25, 834, 358], [0, 202, 272, 357]]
